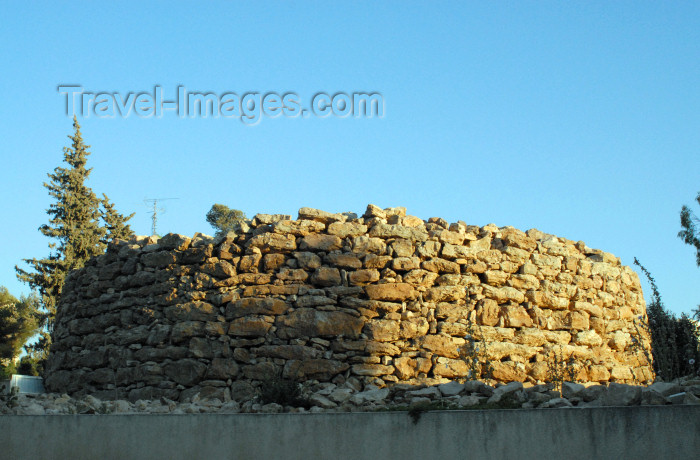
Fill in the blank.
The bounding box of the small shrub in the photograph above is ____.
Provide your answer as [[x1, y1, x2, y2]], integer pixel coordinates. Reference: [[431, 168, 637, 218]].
[[257, 376, 310, 408], [546, 345, 578, 393], [459, 320, 494, 381]]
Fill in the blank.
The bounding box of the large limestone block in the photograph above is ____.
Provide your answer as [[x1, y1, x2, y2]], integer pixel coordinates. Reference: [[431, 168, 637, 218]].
[[277, 308, 364, 339], [574, 330, 603, 347], [283, 359, 349, 381], [201, 260, 236, 279], [424, 286, 467, 302], [228, 317, 272, 337], [415, 335, 465, 358], [299, 234, 343, 252], [402, 269, 439, 286], [310, 267, 342, 286], [433, 357, 469, 378], [434, 302, 470, 320], [351, 363, 395, 376], [273, 219, 326, 236], [477, 299, 500, 326], [600, 382, 642, 406], [513, 328, 547, 346], [393, 356, 432, 379], [501, 304, 533, 327], [490, 361, 527, 382], [298, 207, 346, 224], [483, 285, 525, 303], [526, 290, 569, 309], [399, 317, 430, 339], [364, 319, 401, 342], [254, 345, 322, 360], [351, 236, 387, 254], [141, 251, 178, 268], [246, 233, 297, 252], [484, 342, 539, 361], [171, 321, 208, 343], [164, 359, 207, 386], [294, 251, 322, 269], [276, 268, 309, 282], [369, 223, 428, 242], [226, 298, 289, 319], [421, 258, 460, 274], [392, 257, 420, 271], [441, 243, 477, 260], [206, 358, 240, 379], [348, 269, 380, 285], [158, 233, 192, 251], [327, 253, 362, 269], [365, 283, 417, 301], [165, 301, 218, 322], [327, 221, 368, 238]]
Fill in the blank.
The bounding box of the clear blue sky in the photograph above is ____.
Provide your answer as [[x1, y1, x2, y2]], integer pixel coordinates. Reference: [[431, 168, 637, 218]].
[[1, 2, 698, 316]]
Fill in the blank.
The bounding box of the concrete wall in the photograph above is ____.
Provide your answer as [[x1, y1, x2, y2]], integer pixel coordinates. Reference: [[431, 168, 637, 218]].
[[3, 406, 698, 460]]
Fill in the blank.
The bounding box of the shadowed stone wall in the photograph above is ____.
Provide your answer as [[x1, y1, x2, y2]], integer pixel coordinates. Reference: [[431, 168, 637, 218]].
[[45, 205, 654, 402]]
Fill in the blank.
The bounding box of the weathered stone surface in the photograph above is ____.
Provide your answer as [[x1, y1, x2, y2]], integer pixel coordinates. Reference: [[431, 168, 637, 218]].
[[600, 383, 642, 406], [415, 335, 465, 358], [393, 356, 432, 379], [165, 301, 218, 322], [164, 359, 207, 386], [277, 309, 364, 339], [364, 319, 400, 342], [369, 223, 428, 242], [327, 221, 368, 238], [349, 269, 380, 285], [501, 304, 533, 328], [225, 298, 289, 319], [284, 359, 349, 381], [228, 318, 271, 337], [327, 253, 362, 269], [310, 267, 342, 287], [298, 207, 346, 224], [246, 233, 297, 252], [206, 358, 240, 380], [424, 286, 467, 302], [254, 345, 322, 360], [365, 283, 417, 301], [45, 204, 654, 400], [351, 364, 394, 376], [299, 234, 343, 252]]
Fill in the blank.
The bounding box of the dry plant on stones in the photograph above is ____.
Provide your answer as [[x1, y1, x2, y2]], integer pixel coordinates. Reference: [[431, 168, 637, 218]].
[[459, 319, 494, 381], [547, 345, 578, 394]]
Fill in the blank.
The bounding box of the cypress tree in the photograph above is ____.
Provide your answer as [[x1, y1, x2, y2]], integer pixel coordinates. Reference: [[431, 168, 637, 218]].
[[101, 193, 135, 243], [15, 117, 134, 356]]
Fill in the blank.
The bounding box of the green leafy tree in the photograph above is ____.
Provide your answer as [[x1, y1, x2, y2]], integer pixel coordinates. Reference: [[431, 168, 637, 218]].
[[679, 191, 700, 267], [206, 204, 247, 236], [678, 190, 700, 322], [15, 117, 133, 358], [634, 259, 700, 380], [0, 287, 42, 377]]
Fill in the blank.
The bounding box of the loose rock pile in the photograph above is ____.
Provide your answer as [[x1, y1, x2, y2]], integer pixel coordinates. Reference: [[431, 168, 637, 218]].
[[4, 376, 700, 415], [45, 205, 654, 402]]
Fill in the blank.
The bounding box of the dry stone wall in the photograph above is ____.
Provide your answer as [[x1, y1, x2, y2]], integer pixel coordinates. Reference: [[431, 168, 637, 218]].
[[45, 205, 654, 402]]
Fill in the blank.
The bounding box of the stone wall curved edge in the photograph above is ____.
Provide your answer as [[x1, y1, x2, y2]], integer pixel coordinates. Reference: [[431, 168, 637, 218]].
[[44, 204, 654, 402]]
